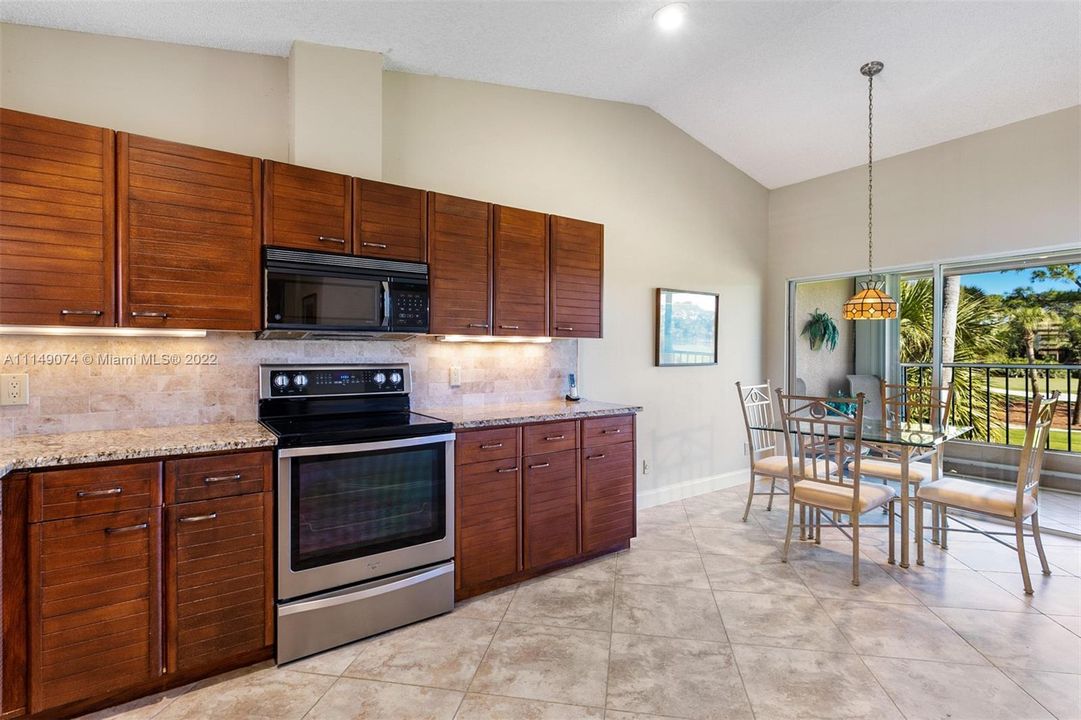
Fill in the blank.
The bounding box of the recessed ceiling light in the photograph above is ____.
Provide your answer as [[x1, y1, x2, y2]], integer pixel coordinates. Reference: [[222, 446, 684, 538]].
[[653, 2, 688, 32]]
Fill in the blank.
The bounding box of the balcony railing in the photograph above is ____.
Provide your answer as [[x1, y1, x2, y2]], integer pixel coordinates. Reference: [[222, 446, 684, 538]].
[[900, 362, 1080, 453]]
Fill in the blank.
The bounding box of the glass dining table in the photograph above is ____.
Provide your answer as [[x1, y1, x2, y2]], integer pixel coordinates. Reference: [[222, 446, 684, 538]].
[[748, 418, 971, 568]]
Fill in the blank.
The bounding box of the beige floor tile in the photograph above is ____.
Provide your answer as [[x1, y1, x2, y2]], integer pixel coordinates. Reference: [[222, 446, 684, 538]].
[[77, 684, 194, 720], [468, 622, 610, 707], [550, 553, 621, 583], [606, 633, 752, 720], [685, 502, 760, 529], [700, 554, 812, 597], [604, 712, 686, 720], [884, 566, 1037, 612], [616, 549, 710, 589], [1000, 668, 1081, 720], [715, 591, 851, 652], [637, 501, 689, 525], [791, 558, 921, 605], [1052, 614, 1081, 637], [820, 599, 988, 664], [863, 656, 1054, 720], [981, 571, 1081, 616], [731, 644, 903, 720], [304, 677, 462, 720], [686, 489, 749, 509], [342, 614, 498, 690], [691, 524, 783, 561], [504, 576, 615, 630], [780, 538, 867, 564], [612, 583, 726, 641], [932, 607, 1081, 673], [631, 519, 700, 553], [286, 641, 365, 678], [946, 540, 1079, 576], [454, 694, 604, 720], [155, 668, 334, 720], [453, 585, 518, 621]]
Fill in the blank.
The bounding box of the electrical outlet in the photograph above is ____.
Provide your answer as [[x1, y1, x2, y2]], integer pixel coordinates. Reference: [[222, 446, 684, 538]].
[[0, 373, 28, 406], [449, 366, 461, 388], [642, 460, 650, 475]]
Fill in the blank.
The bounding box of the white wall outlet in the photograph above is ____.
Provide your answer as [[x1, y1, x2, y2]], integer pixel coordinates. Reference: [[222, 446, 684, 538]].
[[642, 460, 650, 475], [449, 366, 461, 388], [0, 373, 29, 406]]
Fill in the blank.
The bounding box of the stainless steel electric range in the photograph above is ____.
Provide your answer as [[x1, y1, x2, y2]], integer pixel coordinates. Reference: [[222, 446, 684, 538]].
[[258, 363, 455, 664]]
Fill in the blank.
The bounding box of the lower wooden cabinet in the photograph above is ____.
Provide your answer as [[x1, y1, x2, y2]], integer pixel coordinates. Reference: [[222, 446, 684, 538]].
[[582, 440, 636, 554], [522, 449, 579, 569], [456, 459, 520, 588]]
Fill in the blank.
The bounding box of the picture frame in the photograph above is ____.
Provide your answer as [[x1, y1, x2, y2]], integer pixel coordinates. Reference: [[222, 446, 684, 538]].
[[655, 288, 719, 367]]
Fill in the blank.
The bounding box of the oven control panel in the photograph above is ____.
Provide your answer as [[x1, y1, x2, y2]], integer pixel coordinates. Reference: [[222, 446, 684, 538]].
[[261, 365, 409, 398]]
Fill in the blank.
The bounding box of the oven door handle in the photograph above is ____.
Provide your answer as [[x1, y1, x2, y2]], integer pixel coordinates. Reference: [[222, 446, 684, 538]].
[[278, 563, 454, 616], [381, 280, 392, 328]]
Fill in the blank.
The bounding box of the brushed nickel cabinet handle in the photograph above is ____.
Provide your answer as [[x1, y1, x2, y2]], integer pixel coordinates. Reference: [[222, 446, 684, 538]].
[[131, 311, 168, 318], [480, 442, 504, 449], [556, 326, 574, 331], [60, 309, 104, 316], [105, 522, 148, 534], [467, 323, 490, 329], [602, 428, 623, 435], [179, 513, 218, 524], [545, 435, 566, 441], [361, 241, 388, 249], [500, 325, 520, 330], [318, 236, 346, 244], [497, 467, 518, 473], [204, 473, 242, 484], [528, 462, 551, 469], [587, 454, 607, 460], [77, 487, 122, 498]]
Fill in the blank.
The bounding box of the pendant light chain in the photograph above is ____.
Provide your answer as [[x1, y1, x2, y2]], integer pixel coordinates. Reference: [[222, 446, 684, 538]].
[[867, 71, 874, 275]]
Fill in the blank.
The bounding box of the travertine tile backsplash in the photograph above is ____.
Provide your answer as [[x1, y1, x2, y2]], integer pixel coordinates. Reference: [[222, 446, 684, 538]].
[[0, 334, 577, 438]]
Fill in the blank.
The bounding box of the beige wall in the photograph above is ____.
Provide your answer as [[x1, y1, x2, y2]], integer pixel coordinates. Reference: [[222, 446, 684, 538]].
[[792, 279, 855, 396], [767, 106, 1081, 388]]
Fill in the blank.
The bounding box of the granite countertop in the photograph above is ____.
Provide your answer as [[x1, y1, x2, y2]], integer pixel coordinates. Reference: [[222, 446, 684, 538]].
[[0, 421, 277, 476], [415, 399, 643, 430]]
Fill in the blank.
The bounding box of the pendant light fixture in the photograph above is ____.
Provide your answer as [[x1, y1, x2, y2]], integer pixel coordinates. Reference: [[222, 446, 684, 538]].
[[842, 61, 898, 321]]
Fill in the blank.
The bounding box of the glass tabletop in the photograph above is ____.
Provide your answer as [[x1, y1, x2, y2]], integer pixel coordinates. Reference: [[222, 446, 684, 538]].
[[748, 418, 971, 448]]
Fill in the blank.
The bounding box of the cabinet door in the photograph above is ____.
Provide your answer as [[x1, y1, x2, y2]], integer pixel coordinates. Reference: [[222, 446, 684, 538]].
[[355, 179, 427, 262], [581, 440, 635, 554], [165, 492, 271, 674], [428, 192, 491, 335], [522, 449, 579, 569], [493, 205, 548, 336], [263, 160, 352, 254], [118, 133, 261, 330], [29, 509, 161, 714], [0, 109, 115, 326], [457, 458, 520, 589], [549, 215, 603, 338]]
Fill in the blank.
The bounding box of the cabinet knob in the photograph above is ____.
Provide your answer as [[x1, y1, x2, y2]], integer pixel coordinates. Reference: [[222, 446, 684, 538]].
[[179, 513, 218, 524], [467, 323, 490, 329], [131, 311, 168, 319], [105, 522, 148, 534], [318, 236, 346, 244], [496, 466, 518, 474], [60, 309, 104, 317], [204, 473, 242, 484], [480, 442, 504, 450], [361, 241, 388, 249], [528, 462, 551, 469], [77, 487, 122, 498]]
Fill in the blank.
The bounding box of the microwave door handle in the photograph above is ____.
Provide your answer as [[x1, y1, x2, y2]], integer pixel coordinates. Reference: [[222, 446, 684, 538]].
[[381, 280, 392, 328]]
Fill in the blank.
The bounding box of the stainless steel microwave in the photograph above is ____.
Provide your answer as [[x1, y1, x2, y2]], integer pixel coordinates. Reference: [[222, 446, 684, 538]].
[[262, 248, 429, 338]]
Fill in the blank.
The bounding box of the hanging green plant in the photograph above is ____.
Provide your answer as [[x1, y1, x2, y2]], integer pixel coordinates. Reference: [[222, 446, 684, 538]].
[[802, 308, 839, 352]]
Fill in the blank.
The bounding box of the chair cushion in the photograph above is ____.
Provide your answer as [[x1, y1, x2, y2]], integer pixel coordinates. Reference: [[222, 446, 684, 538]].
[[857, 458, 933, 483], [917, 477, 1036, 519], [793, 480, 896, 513], [754, 455, 835, 479]]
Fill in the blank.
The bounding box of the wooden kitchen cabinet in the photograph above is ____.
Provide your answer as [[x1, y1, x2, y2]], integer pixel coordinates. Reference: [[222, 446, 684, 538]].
[[549, 215, 603, 338], [581, 433, 636, 554], [263, 160, 352, 254], [117, 133, 261, 330], [456, 458, 521, 589], [355, 179, 427, 262], [427, 192, 492, 335], [523, 449, 580, 569], [0, 109, 115, 327], [492, 205, 548, 336]]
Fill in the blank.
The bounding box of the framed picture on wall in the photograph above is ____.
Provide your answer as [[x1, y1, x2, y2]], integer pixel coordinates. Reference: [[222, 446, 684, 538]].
[[655, 288, 719, 367]]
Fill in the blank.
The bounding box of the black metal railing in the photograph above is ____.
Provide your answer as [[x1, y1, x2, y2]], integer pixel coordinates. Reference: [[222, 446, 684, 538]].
[[900, 362, 1080, 453]]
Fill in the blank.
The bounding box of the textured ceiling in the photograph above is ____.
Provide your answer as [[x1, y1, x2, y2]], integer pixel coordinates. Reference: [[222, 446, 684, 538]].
[[2, 1, 1077, 188]]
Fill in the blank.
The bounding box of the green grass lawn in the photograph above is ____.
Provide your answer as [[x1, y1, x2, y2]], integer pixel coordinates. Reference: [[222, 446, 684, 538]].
[[1005, 427, 1074, 451], [988, 376, 1076, 394]]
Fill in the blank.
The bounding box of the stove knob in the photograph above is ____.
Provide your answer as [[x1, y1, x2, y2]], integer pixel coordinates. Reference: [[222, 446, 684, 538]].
[[389, 371, 403, 386], [293, 374, 309, 388], [273, 374, 290, 390], [373, 372, 386, 385]]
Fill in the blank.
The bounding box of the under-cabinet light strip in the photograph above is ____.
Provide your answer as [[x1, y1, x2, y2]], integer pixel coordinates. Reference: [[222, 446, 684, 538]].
[[0, 326, 207, 338]]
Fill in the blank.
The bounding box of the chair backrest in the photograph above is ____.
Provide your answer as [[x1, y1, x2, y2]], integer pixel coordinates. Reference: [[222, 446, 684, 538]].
[[880, 380, 954, 428], [736, 381, 777, 460], [776, 390, 867, 514], [1015, 392, 1060, 510]]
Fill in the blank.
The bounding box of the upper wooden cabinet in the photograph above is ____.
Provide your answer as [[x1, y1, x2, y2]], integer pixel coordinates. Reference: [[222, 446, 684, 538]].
[[263, 160, 352, 254], [549, 215, 603, 338], [355, 179, 427, 263], [0, 109, 115, 326], [118, 133, 262, 331], [428, 192, 492, 335], [493, 206, 548, 336]]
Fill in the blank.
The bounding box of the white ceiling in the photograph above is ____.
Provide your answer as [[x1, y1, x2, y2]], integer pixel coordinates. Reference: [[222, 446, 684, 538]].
[[2, 1, 1077, 188]]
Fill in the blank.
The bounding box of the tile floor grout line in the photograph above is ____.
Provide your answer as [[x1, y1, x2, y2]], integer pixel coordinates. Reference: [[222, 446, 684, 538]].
[[456, 585, 515, 714]]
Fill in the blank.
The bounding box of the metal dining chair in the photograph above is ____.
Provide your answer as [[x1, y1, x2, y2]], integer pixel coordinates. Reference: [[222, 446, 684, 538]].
[[776, 390, 898, 586], [736, 381, 792, 521], [916, 392, 1060, 594]]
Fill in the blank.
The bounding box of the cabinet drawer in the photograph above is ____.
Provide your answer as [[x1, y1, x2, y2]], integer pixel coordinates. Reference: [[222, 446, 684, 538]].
[[30, 508, 160, 714], [456, 427, 519, 465], [31, 462, 160, 522], [522, 421, 577, 456], [167, 493, 270, 673], [582, 442, 635, 554], [581, 414, 634, 448], [522, 449, 579, 569], [166, 450, 271, 504]]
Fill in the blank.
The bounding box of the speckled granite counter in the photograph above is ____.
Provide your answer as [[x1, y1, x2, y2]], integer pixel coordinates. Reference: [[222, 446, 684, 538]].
[[415, 399, 643, 430], [0, 421, 277, 476]]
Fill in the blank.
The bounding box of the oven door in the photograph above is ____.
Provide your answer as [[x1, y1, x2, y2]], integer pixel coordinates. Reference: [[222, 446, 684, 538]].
[[277, 433, 455, 601], [265, 265, 390, 332]]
